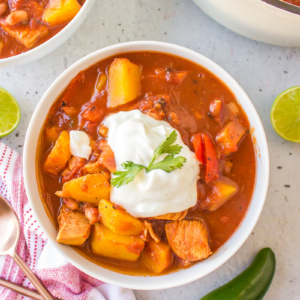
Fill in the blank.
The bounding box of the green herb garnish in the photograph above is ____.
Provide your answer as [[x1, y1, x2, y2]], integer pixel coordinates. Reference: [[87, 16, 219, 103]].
[[111, 130, 186, 188]]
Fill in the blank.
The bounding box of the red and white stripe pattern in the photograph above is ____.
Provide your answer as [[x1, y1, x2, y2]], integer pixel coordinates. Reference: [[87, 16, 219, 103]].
[[0, 142, 135, 300]]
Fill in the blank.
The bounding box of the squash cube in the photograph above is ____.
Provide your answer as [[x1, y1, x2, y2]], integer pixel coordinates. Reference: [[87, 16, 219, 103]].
[[56, 173, 110, 204], [99, 199, 144, 236], [141, 239, 173, 274], [200, 176, 238, 211], [42, 0, 81, 27], [91, 223, 145, 261], [108, 58, 141, 108], [44, 131, 71, 176], [57, 206, 91, 245]]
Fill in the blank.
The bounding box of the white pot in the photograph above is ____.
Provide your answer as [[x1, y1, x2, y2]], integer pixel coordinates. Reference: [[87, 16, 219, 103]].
[[193, 0, 300, 47]]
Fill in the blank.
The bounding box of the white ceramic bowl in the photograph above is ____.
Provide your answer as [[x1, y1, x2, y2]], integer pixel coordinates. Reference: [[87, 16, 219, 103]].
[[0, 0, 95, 68], [23, 41, 269, 290], [193, 0, 300, 47]]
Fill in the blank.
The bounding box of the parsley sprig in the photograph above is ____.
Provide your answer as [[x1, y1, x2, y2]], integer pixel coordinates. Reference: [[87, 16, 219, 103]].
[[111, 130, 187, 188]]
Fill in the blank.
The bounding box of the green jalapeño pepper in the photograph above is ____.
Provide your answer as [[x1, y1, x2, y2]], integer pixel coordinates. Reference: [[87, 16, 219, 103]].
[[200, 248, 276, 300]]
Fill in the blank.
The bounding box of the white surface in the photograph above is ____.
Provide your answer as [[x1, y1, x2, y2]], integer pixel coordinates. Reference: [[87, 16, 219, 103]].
[[105, 110, 199, 218], [0, 0, 299, 299], [22, 41, 268, 290], [0, 0, 95, 68], [193, 0, 300, 47]]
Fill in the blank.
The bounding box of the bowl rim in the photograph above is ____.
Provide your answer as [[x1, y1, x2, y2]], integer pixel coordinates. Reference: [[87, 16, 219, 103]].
[[0, 0, 95, 68], [23, 41, 270, 290]]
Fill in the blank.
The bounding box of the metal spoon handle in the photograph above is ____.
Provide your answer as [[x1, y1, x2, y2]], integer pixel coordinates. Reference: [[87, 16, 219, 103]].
[[13, 253, 55, 300], [0, 278, 43, 300]]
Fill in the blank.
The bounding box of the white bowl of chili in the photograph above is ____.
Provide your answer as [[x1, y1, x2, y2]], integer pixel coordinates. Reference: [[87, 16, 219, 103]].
[[193, 0, 300, 47], [23, 41, 269, 289], [0, 0, 95, 68]]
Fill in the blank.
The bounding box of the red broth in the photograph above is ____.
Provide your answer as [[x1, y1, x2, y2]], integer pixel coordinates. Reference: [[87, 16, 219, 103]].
[[36, 52, 256, 276]]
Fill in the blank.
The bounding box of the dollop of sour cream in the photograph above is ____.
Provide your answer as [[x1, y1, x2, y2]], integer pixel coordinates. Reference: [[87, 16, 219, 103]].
[[70, 130, 91, 160], [104, 110, 199, 218]]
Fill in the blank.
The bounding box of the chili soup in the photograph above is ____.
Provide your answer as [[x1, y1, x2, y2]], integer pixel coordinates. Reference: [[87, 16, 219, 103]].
[[36, 52, 256, 276]]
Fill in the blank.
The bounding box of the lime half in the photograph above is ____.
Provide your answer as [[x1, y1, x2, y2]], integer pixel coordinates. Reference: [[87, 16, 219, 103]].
[[0, 87, 21, 138], [271, 86, 300, 143]]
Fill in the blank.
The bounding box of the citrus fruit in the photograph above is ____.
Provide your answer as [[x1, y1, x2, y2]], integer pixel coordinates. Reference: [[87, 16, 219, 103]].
[[0, 87, 21, 138], [270, 86, 300, 143]]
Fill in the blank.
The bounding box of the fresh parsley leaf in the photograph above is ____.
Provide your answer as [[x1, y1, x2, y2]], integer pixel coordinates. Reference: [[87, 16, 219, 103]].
[[148, 130, 181, 167], [111, 130, 187, 188], [147, 154, 187, 172], [111, 161, 145, 188]]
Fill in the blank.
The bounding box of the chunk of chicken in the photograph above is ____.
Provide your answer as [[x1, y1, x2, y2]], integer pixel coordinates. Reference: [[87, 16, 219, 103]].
[[165, 220, 211, 262], [143, 221, 160, 243], [0, 21, 48, 48], [57, 206, 91, 245], [82, 161, 104, 174]]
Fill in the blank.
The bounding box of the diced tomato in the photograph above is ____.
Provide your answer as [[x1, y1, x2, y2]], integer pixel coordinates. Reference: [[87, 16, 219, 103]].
[[82, 105, 103, 123], [86, 122, 98, 135], [191, 133, 204, 164], [202, 133, 219, 183], [216, 121, 247, 157]]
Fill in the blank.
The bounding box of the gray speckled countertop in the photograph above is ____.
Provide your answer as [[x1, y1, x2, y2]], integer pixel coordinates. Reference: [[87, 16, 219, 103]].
[[1, 1, 299, 299]]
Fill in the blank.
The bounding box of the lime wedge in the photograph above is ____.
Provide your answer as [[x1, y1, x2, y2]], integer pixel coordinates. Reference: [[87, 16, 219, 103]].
[[271, 86, 300, 143], [0, 87, 21, 138]]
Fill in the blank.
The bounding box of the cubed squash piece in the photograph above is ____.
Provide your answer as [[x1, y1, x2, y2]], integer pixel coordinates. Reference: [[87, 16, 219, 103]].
[[216, 121, 247, 157], [165, 220, 211, 262], [56, 173, 110, 204], [91, 223, 145, 261], [99, 199, 144, 236], [42, 0, 81, 26], [57, 205, 91, 245], [141, 239, 173, 274], [200, 176, 238, 211], [0, 21, 48, 49], [108, 58, 141, 108], [44, 131, 71, 176]]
